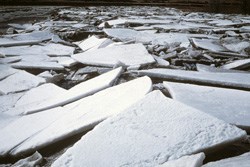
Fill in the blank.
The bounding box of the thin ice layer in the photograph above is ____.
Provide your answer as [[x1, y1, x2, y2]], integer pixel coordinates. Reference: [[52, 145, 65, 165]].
[[9, 76, 152, 157], [52, 91, 246, 167]]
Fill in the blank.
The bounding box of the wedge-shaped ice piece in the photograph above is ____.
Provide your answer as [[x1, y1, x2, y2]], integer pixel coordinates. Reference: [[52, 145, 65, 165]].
[[0, 107, 68, 157], [196, 64, 247, 73], [0, 92, 24, 112], [0, 71, 45, 94], [76, 35, 111, 52], [0, 43, 75, 56], [49, 57, 78, 68], [164, 82, 250, 131], [203, 152, 250, 167], [26, 67, 123, 114], [135, 68, 250, 91], [191, 38, 228, 52], [52, 91, 246, 167], [9, 76, 152, 157], [104, 28, 141, 42], [158, 153, 205, 167], [0, 65, 19, 81], [11, 61, 65, 71], [0, 57, 21, 64], [221, 58, 250, 70], [12, 151, 43, 167], [0, 31, 53, 47], [72, 44, 155, 67]]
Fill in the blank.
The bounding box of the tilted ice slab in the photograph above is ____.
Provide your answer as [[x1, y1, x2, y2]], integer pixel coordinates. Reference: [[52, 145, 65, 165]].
[[196, 64, 247, 73], [9, 76, 152, 157], [72, 43, 155, 67], [26, 67, 123, 114], [0, 92, 24, 112], [0, 113, 18, 128], [0, 65, 19, 81], [0, 43, 75, 56], [203, 152, 250, 167], [135, 68, 250, 91], [76, 35, 111, 52], [52, 91, 246, 167], [158, 153, 205, 167], [11, 61, 65, 71], [0, 107, 68, 157], [221, 58, 250, 70], [0, 31, 53, 47], [0, 71, 45, 94], [191, 38, 228, 52], [163, 82, 250, 131]]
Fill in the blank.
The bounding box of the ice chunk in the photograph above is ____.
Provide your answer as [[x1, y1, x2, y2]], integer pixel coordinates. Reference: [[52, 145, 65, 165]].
[[104, 28, 140, 42], [0, 93, 24, 112], [0, 71, 45, 94], [0, 65, 19, 81], [0, 113, 18, 128], [26, 67, 123, 114], [0, 31, 53, 47], [223, 41, 250, 53], [9, 76, 152, 157], [11, 61, 65, 70], [0, 57, 21, 64], [0, 107, 68, 157], [158, 153, 205, 167], [164, 82, 250, 131], [50, 57, 78, 68], [152, 55, 170, 67], [12, 151, 43, 167], [221, 58, 250, 70], [191, 38, 228, 52], [72, 43, 155, 67], [196, 64, 247, 73], [0, 43, 75, 56], [203, 152, 250, 167], [135, 68, 250, 91], [52, 91, 246, 167]]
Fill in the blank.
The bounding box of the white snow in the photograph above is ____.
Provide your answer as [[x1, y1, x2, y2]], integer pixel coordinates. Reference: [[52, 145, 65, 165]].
[[202, 152, 250, 167], [163, 82, 250, 131], [136, 68, 250, 90], [72, 43, 155, 67], [8, 76, 152, 157], [26, 67, 123, 114], [52, 90, 246, 167], [0, 70, 46, 94], [158, 153, 205, 167]]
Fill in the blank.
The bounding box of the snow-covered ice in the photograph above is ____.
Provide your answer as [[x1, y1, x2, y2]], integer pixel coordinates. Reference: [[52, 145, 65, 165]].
[[196, 64, 247, 73], [136, 68, 250, 90], [11, 61, 65, 70], [0, 65, 19, 81], [8, 76, 152, 157], [0, 92, 24, 112], [221, 58, 250, 70], [52, 90, 246, 167], [164, 82, 250, 131], [202, 152, 250, 167], [0, 70, 45, 94], [191, 38, 228, 52], [26, 67, 123, 114], [158, 153, 205, 167], [72, 43, 155, 67]]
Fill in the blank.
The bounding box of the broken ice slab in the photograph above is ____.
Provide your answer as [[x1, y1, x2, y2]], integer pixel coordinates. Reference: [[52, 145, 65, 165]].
[[202, 152, 250, 167], [153, 22, 214, 31], [4, 76, 152, 157], [0, 113, 18, 128], [223, 41, 250, 53], [72, 43, 155, 68], [0, 31, 54, 47], [0, 65, 19, 81], [25, 67, 123, 114], [11, 61, 65, 71], [157, 153, 205, 167], [152, 55, 170, 67], [52, 90, 246, 167], [76, 35, 112, 52], [0, 106, 68, 157], [135, 68, 250, 91], [11, 151, 43, 167], [208, 20, 245, 27], [240, 26, 250, 33], [0, 70, 45, 94], [0, 57, 21, 64], [163, 82, 250, 131], [196, 64, 247, 73], [0, 43, 75, 57], [37, 71, 64, 83], [0, 92, 24, 113], [104, 28, 140, 42], [191, 38, 228, 52], [49, 57, 78, 68], [221, 58, 250, 70]]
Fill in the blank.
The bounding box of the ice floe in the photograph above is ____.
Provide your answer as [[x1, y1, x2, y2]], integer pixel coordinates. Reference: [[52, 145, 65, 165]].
[[3, 76, 151, 157], [164, 82, 250, 131], [135, 68, 250, 91], [52, 90, 246, 167], [196, 64, 247, 73], [72, 43, 155, 67], [191, 38, 228, 52], [0, 65, 19, 81], [11, 61, 65, 71], [221, 58, 250, 70]]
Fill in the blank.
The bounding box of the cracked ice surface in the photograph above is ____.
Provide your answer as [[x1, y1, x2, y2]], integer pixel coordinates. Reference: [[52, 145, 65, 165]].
[[52, 91, 246, 167]]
